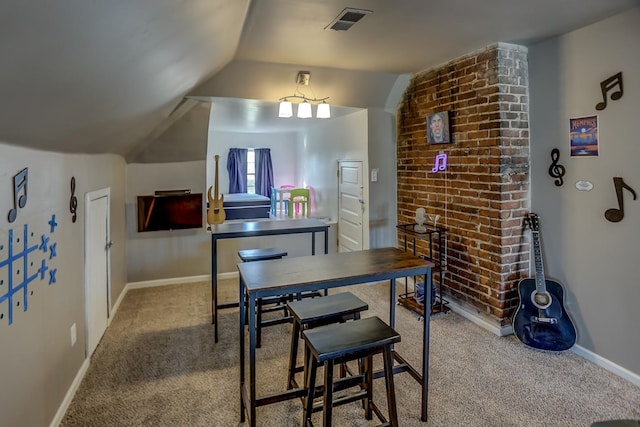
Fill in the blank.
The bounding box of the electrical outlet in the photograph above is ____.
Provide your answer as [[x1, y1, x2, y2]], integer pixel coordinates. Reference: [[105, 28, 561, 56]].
[[70, 323, 77, 347]]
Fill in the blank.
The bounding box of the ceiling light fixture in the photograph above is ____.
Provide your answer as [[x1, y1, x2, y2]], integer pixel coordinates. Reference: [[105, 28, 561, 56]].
[[278, 71, 330, 119]]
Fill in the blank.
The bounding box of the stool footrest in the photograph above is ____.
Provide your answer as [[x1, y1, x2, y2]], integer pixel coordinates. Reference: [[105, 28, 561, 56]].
[[310, 389, 368, 414], [260, 316, 292, 327]]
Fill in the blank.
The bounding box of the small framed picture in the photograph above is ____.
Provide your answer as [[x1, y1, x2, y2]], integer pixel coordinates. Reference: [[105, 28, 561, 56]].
[[427, 110, 451, 144], [569, 115, 598, 157]]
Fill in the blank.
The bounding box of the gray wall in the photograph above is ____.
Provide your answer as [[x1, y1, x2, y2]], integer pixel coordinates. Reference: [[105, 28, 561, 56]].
[[297, 109, 370, 225], [367, 108, 398, 248], [125, 160, 210, 283], [529, 7, 640, 375], [0, 143, 127, 427]]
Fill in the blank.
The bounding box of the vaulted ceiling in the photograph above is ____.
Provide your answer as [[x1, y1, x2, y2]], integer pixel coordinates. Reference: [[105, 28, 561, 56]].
[[0, 0, 636, 162]]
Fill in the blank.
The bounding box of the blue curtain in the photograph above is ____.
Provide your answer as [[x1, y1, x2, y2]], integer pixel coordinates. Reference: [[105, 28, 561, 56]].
[[226, 148, 247, 193], [255, 148, 274, 197]]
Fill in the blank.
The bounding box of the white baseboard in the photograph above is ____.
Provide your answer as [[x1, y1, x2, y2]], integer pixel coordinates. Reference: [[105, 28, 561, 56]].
[[402, 275, 512, 336], [446, 299, 640, 387], [572, 345, 640, 387], [445, 299, 513, 336], [127, 274, 214, 290], [50, 358, 90, 427]]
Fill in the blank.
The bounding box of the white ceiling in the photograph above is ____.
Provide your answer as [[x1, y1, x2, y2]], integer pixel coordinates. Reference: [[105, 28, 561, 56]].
[[0, 0, 636, 160], [235, 0, 636, 74]]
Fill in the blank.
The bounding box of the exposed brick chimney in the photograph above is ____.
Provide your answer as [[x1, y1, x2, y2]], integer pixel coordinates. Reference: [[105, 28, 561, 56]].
[[397, 43, 530, 328]]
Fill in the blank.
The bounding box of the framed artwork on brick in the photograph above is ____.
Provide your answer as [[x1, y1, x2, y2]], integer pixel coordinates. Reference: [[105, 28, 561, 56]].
[[427, 110, 451, 144]]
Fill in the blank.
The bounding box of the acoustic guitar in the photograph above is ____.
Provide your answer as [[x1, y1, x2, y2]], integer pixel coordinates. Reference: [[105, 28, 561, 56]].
[[512, 213, 576, 351], [207, 154, 225, 225]]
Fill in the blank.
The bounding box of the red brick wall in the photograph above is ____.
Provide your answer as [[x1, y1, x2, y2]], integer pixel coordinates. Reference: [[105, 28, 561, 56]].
[[396, 43, 530, 326]]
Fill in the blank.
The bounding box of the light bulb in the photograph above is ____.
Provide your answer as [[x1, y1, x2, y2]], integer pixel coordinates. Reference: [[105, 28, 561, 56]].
[[297, 101, 312, 119], [316, 102, 331, 118], [278, 100, 293, 118]]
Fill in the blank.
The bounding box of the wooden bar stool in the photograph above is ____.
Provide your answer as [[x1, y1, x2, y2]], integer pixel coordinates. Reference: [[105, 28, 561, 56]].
[[238, 248, 289, 348], [301, 316, 401, 427], [286, 292, 368, 390]]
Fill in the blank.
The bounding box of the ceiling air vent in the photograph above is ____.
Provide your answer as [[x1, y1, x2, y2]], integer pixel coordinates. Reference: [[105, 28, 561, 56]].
[[325, 7, 372, 31]]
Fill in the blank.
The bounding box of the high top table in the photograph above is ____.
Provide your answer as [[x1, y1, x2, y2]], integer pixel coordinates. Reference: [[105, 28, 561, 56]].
[[237, 247, 434, 426], [210, 218, 329, 342]]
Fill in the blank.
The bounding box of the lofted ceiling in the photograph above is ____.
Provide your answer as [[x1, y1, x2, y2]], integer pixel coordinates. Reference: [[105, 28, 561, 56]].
[[0, 0, 636, 162]]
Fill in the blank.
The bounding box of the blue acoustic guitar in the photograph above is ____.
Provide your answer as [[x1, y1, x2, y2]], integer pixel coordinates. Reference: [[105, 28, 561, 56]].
[[512, 213, 577, 351]]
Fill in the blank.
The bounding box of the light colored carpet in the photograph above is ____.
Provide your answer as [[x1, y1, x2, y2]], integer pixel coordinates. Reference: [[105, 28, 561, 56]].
[[61, 278, 640, 426]]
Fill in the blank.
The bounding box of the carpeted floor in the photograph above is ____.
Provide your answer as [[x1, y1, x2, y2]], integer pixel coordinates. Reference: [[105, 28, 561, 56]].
[[61, 279, 640, 427]]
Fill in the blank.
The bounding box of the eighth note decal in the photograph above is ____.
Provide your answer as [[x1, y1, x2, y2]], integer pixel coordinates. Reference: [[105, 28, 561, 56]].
[[605, 177, 636, 223], [595, 72, 623, 111], [7, 168, 28, 223], [431, 153, 447, 173]]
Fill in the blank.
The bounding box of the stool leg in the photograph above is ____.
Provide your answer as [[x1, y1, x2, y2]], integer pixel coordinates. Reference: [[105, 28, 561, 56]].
[[323, 360, 334, 427], [287, 320, 301, 389], [256, 298, 263, 348], [383, 346, 399, 427], [364, 355, 373, 420], [303, 345, 311, 393], [303, 353, 318, 427]]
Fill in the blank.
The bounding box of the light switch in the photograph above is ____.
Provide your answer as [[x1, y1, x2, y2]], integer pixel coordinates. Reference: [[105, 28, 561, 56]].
[[371, 168, 379, 182]]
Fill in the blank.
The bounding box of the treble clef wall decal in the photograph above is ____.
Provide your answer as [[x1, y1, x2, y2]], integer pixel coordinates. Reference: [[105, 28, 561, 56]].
[[548, 148, 565, 187], [69, 176, 78, 223]]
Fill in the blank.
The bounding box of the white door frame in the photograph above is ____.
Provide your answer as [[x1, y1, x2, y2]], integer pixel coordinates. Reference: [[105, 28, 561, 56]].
[[84, 187, 111, 358]]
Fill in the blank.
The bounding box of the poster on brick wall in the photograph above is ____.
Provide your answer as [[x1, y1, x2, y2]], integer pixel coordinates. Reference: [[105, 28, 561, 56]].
[[427, 111, 452, 144], [570, 115, 599, 157]]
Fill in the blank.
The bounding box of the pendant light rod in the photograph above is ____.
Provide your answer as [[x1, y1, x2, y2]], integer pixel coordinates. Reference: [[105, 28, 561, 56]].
[[278, 95, 330, 103]]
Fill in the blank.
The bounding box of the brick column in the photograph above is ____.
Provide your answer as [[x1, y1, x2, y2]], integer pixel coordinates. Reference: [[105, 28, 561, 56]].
[[397, 43, 530, 327]]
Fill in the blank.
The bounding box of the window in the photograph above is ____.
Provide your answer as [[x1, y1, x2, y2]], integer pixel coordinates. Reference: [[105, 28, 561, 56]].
[[247, 149, 255, 194]]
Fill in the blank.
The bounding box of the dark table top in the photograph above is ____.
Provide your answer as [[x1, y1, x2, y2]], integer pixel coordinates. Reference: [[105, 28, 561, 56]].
[[238, 247, 433, 296], [210, 218, 328, 238]]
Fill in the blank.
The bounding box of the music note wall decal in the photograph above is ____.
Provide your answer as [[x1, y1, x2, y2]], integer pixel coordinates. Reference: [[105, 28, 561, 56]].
[[548, 148, 565, 186], [7, 168, 28, 223], [69, 177, 78, 223], [604, 177, 636, 223], [431, 153, 447, 173], [595, 72, 623, 111]]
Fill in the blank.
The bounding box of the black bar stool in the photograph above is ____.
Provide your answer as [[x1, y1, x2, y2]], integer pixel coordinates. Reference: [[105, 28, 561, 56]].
[[301, 316, 401, 427], [238, 248, 289, 348], [286, 292, 368, 390]]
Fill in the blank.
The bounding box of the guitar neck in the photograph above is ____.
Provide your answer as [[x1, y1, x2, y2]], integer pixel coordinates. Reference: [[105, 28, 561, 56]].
[[531, 230, 547, 292], [214, 155, 220, 200]]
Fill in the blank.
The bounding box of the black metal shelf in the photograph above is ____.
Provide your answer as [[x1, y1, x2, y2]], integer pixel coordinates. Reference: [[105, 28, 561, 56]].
[[396, 223, 449, 317]]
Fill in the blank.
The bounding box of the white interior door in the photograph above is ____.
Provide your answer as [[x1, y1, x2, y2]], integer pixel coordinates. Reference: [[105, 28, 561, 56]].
[[338, 161, 364, 252], [85, 188, 111, 357]]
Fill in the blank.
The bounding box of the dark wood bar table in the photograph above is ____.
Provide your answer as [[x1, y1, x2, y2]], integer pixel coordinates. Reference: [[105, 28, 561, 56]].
[[210, 218, 329, 342], [237, 247, 434, 426]]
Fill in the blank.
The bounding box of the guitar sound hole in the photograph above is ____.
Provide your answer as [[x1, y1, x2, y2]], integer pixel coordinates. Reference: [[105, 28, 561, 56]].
[[532, 292, 551, 309]]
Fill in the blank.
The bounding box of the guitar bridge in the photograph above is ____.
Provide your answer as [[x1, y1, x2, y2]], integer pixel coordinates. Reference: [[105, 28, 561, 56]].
[[530, 316, 558, 325]]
